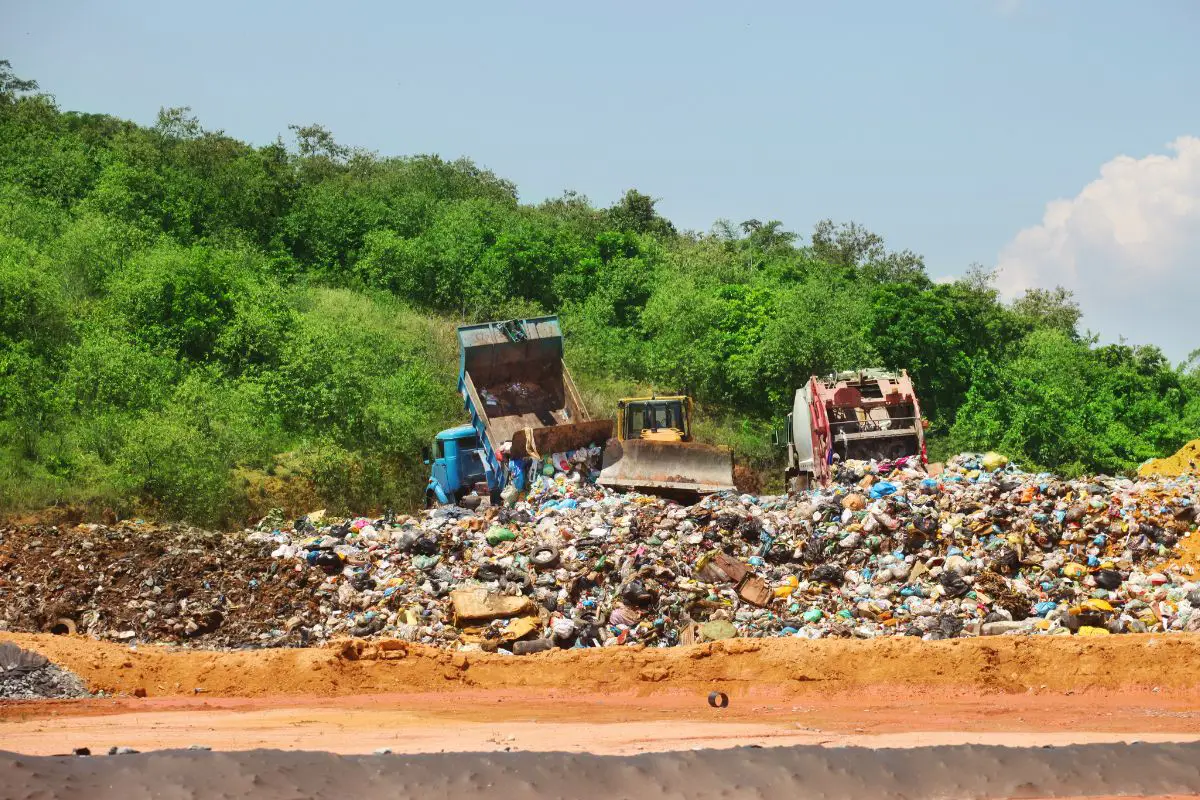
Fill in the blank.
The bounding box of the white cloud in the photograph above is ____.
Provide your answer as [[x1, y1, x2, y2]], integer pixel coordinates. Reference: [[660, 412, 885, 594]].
[[996, 136, 1200, 362]]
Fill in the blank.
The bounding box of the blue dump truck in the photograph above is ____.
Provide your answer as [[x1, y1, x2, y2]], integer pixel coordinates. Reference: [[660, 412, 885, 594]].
[[424, 316, 613, 506]]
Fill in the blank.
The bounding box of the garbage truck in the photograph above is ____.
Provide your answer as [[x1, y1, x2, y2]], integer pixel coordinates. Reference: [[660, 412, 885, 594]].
[[597, 394, 736, 499], [423, 316, 613, 506], [779, 369, 926, 490]]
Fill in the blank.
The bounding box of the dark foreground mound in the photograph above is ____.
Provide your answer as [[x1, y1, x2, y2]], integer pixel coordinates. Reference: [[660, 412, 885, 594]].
[[3, 742, 1200, 799], [0, 642, 87, 700]]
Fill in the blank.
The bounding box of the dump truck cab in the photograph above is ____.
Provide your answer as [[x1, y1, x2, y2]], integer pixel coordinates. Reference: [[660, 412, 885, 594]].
[[424, 425, 490, 506]]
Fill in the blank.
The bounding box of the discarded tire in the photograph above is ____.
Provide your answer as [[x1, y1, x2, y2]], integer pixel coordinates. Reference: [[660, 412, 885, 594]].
[[530, 544, 559, 568], [708, 691, 729, 708]]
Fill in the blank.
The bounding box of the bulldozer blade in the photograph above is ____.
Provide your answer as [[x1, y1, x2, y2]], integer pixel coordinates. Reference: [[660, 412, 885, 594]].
[[598, 439, 736, 495], [511, 419, 614, 460]]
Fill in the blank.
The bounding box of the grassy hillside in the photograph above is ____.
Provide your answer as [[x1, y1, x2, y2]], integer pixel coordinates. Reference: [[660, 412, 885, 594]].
[[1, 60, 1197, 524]]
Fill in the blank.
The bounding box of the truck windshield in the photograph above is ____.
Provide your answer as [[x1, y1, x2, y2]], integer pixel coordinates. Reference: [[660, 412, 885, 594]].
[[436, 434, 480, 459], [460, 448, 486, 482], [626, 401, 685, 435]]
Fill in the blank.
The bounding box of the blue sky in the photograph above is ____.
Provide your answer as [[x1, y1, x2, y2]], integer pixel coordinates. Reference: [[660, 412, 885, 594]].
[[3, 0, 1199, 359]]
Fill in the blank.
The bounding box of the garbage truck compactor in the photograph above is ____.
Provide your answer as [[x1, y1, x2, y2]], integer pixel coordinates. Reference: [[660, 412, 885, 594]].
[[424, 316, 613, 506], [598, 395, 736, 498], [782, 369, 926, 490]]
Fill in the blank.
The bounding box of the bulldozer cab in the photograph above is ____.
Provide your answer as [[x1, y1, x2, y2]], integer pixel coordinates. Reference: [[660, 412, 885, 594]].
[[617, 396, 691, 443]]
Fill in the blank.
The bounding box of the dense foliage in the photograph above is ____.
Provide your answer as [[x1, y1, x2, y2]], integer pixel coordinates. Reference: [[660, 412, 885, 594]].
[[0, 62, 1196, 524]]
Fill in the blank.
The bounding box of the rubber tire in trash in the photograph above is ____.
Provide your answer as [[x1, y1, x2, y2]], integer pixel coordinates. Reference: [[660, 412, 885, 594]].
[[530, 544, 560, 568]]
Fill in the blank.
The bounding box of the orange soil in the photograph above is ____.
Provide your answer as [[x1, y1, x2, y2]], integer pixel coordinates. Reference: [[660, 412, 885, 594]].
[[2, 632, 1200, 758], [1139, 439, 1200, 478], [6, 631, 1200, 699], [3, 686, 1199, 756]]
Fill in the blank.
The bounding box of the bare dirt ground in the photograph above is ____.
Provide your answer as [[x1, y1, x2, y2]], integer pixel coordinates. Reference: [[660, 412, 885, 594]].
[[4, 689, 1200, 757], [3, 631, 1200, 760]]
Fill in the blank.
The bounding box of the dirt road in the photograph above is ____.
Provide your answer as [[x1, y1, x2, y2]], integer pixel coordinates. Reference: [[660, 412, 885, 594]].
[[4, 689, 1200, 756]]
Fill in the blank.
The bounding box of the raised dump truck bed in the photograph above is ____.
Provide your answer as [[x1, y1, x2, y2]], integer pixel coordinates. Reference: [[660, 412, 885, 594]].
[[457, 316, 611, 462]]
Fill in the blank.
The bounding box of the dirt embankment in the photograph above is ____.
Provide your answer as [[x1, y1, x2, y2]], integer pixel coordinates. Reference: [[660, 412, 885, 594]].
[[5, 632, 1200, 699]]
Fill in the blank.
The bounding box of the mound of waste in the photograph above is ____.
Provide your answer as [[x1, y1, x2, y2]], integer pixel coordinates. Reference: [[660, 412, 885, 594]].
[[0, 642, 88, 699], [2, 453, 1198, 651], [0, 522, 325, 647]]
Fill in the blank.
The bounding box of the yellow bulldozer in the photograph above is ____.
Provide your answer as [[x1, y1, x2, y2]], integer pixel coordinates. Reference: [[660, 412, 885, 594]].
[[597, 395, 735, 499]]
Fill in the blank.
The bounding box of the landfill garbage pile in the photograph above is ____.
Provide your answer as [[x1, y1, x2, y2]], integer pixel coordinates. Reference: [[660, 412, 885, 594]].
[[0, 521, 326, 647], [0, 641, 89, 699], [2, 453, 1198, 651], [244, 452, 1200, 651]]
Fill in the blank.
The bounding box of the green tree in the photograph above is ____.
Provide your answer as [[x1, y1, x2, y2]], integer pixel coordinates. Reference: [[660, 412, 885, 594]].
[[107, 243, 254, 361], [810, 219, 929, 286], [1010, 286, 1082, 337], [869, 276, 1022, 423], [605, 189, 677, 238]]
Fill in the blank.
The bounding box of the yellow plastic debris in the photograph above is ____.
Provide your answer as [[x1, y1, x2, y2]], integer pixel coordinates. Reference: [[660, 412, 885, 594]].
[[1077, 625, 1110, 636], [1082, 598, 1114, 613], [981, 451, 1009, 471], [500, 616, 541, 642], [1061, 563, 1088, 579]]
